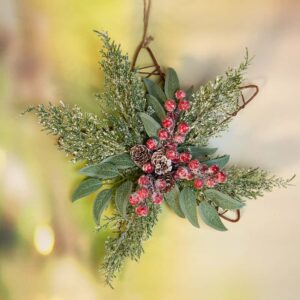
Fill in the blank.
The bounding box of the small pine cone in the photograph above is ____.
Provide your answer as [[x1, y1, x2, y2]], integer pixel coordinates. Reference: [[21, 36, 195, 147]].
[[151, 149, 172, 175], [163, 173, 176, 193], [130, 145, 151, 168]]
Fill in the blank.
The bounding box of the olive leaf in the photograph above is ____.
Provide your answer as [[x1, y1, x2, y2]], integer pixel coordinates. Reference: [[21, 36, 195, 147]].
[[204, 189, 244, 210], [139, 112, 161, 137], [93, 189, 113, 225], [185, 86, 194, 100], [147, 94, 166, 121], [164, 184, 185, 218], [179, 188, 199, 228], [188, 146, 218, 158], [115, 181, 133, 217], [103, 153, 135, 169], [79, 162, 119, 179], [164, 68, 180, 99], [143, 78, 166, 104], [203, 155, 230, 169], [199, 201, 227, 231], [72, 178, 102, 202]]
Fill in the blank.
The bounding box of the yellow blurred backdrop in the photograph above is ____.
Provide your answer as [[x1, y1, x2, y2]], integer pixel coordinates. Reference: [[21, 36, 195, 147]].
[[0, 0, 299, 299]]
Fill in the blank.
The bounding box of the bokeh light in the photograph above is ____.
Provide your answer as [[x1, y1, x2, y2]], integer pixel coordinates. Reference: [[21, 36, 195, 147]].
[[33, 224, 55, 256]]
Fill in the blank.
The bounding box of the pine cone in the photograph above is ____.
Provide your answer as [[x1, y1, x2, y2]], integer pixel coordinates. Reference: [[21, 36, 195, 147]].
[[130, 145, 151, 168], [162, 173, 176, 193], [151, 149, 172, 175]]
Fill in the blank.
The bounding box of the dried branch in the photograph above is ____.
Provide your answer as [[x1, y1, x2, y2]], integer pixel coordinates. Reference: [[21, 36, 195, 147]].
[[131, 0, 165, 81]]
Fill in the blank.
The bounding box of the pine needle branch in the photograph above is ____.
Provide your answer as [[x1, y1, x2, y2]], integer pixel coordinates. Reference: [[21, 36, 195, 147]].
[[184, 50, 251, 146], [216, 166, 295, 201], [100, 202, 161, 287], [30, 102, 126, 163], [95, 31, 147, 147]]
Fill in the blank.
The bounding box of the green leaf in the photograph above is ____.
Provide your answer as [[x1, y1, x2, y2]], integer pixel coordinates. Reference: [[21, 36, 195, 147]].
[[139, 112, 161, 137], [80, 162, 119, 179], [147, 94, 166, 121], [115, 180, 133, 217], [188, 146, 218, 158], [185, 86, 194, 100], [165, 68, 180, 99], [203, 155, 230, 169], [93, 189, 112, 225], [104, 153, 135, 169], [199, 201, 227, 231], [164, 184, 185, 218], [179, 188, 199, 228], [204, 189, 244, 210], [143, 78, 166, 104], [72, 178, 102, 202]]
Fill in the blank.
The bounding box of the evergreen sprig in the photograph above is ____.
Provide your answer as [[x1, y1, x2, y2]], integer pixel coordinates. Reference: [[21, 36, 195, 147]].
[[100, 202, 161, 286], [29, 102, 125, 163], [95, 31, 147, 147], [216, 166, 295, 201], [184, 50, 251, 146]]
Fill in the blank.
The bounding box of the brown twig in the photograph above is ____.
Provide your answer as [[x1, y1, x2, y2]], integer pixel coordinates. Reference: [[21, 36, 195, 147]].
[[218, 209, 241, 223], [131, 0, 165, 81], [220, 84, 259, 125]]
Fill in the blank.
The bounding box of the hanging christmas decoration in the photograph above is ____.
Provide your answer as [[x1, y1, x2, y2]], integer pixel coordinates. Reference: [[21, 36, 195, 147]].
[[26, 0, 294, 287]]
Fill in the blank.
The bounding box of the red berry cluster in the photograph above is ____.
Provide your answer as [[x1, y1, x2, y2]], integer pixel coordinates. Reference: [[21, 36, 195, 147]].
[[129, 175, 165, 216], [130, 89, 227, 217]]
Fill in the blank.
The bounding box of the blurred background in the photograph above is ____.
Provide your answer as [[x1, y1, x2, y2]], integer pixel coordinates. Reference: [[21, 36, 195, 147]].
[[0, 0, 299, 299]]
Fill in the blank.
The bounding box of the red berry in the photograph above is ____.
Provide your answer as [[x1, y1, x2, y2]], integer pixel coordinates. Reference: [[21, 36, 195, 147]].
[[158, 129, 169, 140], [206, 178, 216, 188], [179, 151, 192, 163], [164, 99, 176, 112], [216, 171, 227, 183], [176, 167, 188, 179], [173, 134, 185, 144], [135, 205, 149, 217], [175, 89, 186, 100], [188, 159, 200, 171], [172, 155, 180, 163], [129, 194, 140, 206], [162, 117, 173, 128], [166, 149, 178, 160], [186, 171, 194, 180], [142, 163, 154, 173], [166, 142, 177, 150], [136, 188, 150, 199], [138, 175, 150, 186], [208, 164, 219, 174], [146, 138, 158, 150], [152, 192, 163, 205], [155, 178, 167, 191], [194, 178, 204, 189], [200, 164, 208, 173], [178, 99, 190, 111], [177, 122, 190, 135]]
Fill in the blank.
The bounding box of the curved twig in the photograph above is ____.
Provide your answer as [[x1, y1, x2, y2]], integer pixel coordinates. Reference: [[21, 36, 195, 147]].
[[218, 209, 241, 223], [220, 84, 259, 125], [131, 0, 165, 81]]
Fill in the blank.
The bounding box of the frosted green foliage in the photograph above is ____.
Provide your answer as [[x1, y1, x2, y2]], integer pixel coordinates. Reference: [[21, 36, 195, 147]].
[[96, 31, 147, 147], [100, 202, 161, 287], [30, 103, 125, 163], [216, 166, 295, 201], [184, 51, 250, 146]]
